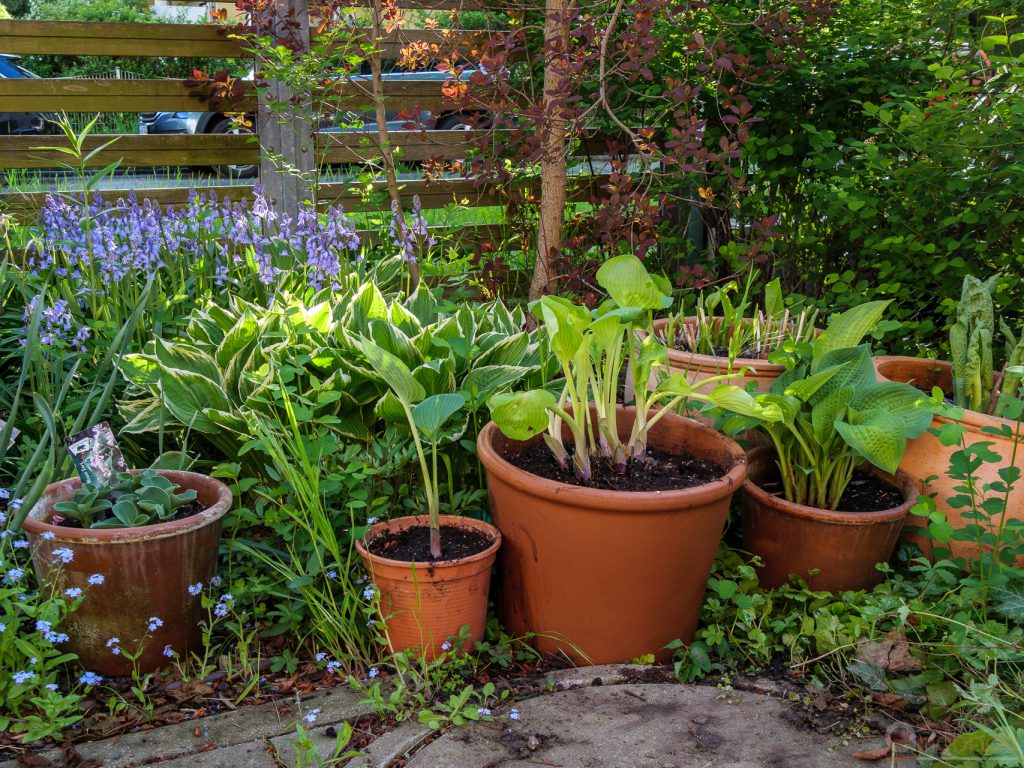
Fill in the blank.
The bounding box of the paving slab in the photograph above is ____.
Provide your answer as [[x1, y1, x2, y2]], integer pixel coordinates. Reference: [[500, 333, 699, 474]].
[[0, 686, 371, 768], [406, 683, 864, 768], [142, 739, 277, 768]]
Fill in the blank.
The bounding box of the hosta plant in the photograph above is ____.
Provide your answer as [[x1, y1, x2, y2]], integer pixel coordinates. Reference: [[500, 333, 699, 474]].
[[950, 274, 1024, 417], [487, 255, 740, 483], [52, 469, 198, 529], [702, 301, 933, 510], [664, 273, 818, 364]]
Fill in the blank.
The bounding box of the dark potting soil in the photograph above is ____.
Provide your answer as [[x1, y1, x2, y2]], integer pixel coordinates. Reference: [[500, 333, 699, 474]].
[[508, 441, 726, 492], [50, 498, 205, 528], [759, 470, 904, 513], [367, 524, 494, 562]]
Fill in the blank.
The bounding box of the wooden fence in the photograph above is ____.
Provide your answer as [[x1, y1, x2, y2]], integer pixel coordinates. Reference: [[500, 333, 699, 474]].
[[0, 9, 616, 249]]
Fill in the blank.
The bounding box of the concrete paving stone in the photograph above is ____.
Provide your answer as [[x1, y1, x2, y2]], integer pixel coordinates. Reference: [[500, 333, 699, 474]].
[[348, 721, 433, 768], [0, 686, 371, 768], [546, 664, 654, 690], [142, 739, 278, 768], [405, 683, 866, 768]]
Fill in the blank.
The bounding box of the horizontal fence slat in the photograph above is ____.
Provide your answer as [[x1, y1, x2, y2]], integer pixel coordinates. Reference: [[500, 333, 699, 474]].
[[0, 77, 453, 113], [0, 134, 255, 169], [0, 20, 496, 59], [1, 176, 607, 221]]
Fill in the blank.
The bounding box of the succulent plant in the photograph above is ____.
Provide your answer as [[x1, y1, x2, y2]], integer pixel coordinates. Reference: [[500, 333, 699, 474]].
[[52, 470, 198, 529]]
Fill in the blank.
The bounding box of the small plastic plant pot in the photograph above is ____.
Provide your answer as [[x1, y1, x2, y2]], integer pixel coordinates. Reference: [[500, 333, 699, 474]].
[[874, 355, 1024, 564], [477, 405, 747, 665], [741, 446, 917, 592], [356, 514, 501, 660], [23, 470, 232, 676]]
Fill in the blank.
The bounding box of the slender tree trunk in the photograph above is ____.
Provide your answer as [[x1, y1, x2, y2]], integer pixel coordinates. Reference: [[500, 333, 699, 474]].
[[370, 0, 419, 290], [528, 0, 570, 301]]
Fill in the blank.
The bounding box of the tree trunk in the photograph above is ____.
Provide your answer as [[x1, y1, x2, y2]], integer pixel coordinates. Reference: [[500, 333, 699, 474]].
[[370, 0, 419, 291], [528, 0, 570, 301]]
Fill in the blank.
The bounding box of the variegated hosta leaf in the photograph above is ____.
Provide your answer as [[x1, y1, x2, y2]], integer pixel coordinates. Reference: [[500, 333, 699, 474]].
[[215, 311, 259, 368], [488, 390, 556, 441], [120, 353, 160, 390], [835, 410, 906, 475], [358, 337, 425, 406], [154, 338, 221, 385], [412, 393, 466, 442], [368, 318, 423, 371], [463, 365, 532, 404]]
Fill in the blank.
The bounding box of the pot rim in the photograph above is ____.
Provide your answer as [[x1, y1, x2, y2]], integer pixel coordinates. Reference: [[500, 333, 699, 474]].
[[744, 445, 916, 525], [355, 513, 502, 569], [651, 316, 791, 373], [873, 355, 1022, 432], [477, 407, 748, 512], [21, 469, 233, 543]]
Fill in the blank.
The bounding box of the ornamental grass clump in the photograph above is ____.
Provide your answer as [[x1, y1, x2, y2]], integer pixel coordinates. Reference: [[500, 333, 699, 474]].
[[701, 301, 933, 510], [487, 255, 743, 483]]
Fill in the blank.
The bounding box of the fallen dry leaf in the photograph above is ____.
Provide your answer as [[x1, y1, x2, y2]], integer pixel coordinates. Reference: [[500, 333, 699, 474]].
[[856, 629, 923, 672], [854, 724, 916, 761], [870, 692, 909, 710]]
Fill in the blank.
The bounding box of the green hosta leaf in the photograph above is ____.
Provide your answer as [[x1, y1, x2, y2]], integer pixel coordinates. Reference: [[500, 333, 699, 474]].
[[813, 345, 877, 401], [812, 301, 891, 369], [154, 338, 221, 384], [368, 319, 423, 370], [120, 354, 160, 390], [596, 255, 672, 311], [412, 393, 466, 442], [488, 390, 556, 440], [707, 385, 780, 421], [783, 362, 848, 402], [215, 311, 259, 368], [346, 281, 389, 333], [811, 385, 854, 446], [463, 365, 531, 404], [533, 296, 589, 364], [835, 409, 906, 474], [852, 382, 932, 438], [160, 367, 231, 433], [587, 312, 627, 351], [359, 337, 425, 406]]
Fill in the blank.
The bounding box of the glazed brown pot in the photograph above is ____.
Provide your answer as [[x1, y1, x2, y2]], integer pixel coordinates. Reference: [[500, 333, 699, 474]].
[[742, 446, 917, 591], [874, 356, 1024, 563], [477, 405, 747, 665], [23, 470, 232, 676], [356, 514, 501, 660]]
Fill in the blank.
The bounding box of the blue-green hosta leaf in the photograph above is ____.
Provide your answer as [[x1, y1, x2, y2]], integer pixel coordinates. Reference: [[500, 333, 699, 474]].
[[852, 382, 932, 438], [215, 311, 259, 368], [812, 301, 891, 370], [154, 338, 221, 384], [835, 409, 906, 474], [596, 255, 672, 311], [488, 390, 556, 441], [358, 337, 425, 406], [413, 393, 466, 442]]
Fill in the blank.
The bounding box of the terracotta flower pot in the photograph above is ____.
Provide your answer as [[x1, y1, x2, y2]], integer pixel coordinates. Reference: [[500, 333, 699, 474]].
[[23, 470, 232, 676], [742, 446, 917, 591], [874, 356, 1024, 562], [477, 405, 747, 665], [356, 514, 501, 660]]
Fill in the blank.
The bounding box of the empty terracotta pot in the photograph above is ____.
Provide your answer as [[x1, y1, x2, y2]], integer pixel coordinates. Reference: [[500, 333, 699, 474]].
[[874, 356, 1024, 563], [23, 470, 232, 676], [477, 405, 747, 665], [356, 514, 501, 660], [742, 446, 917, 591]]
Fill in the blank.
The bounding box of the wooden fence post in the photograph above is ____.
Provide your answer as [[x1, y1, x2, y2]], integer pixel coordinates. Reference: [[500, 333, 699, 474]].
[[258, 0, 315, 217]]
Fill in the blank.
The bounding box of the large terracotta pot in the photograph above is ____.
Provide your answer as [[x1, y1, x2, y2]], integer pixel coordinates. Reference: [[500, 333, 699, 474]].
[[874, 356, 1024, 562], [742, 446, 917, 591], [356, 514, 501, 660], [23, 470, 232, 676], [477, 405, 747, 665]]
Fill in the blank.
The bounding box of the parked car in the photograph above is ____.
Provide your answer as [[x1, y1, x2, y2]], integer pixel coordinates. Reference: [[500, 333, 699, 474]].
[[0, 54, 59, 136], [139, 62, 486, 179]]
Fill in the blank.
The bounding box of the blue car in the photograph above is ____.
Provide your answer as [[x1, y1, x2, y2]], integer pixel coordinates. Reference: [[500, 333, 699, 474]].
[[0, 54, 58, 136], [139, 63, 484, 178]]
